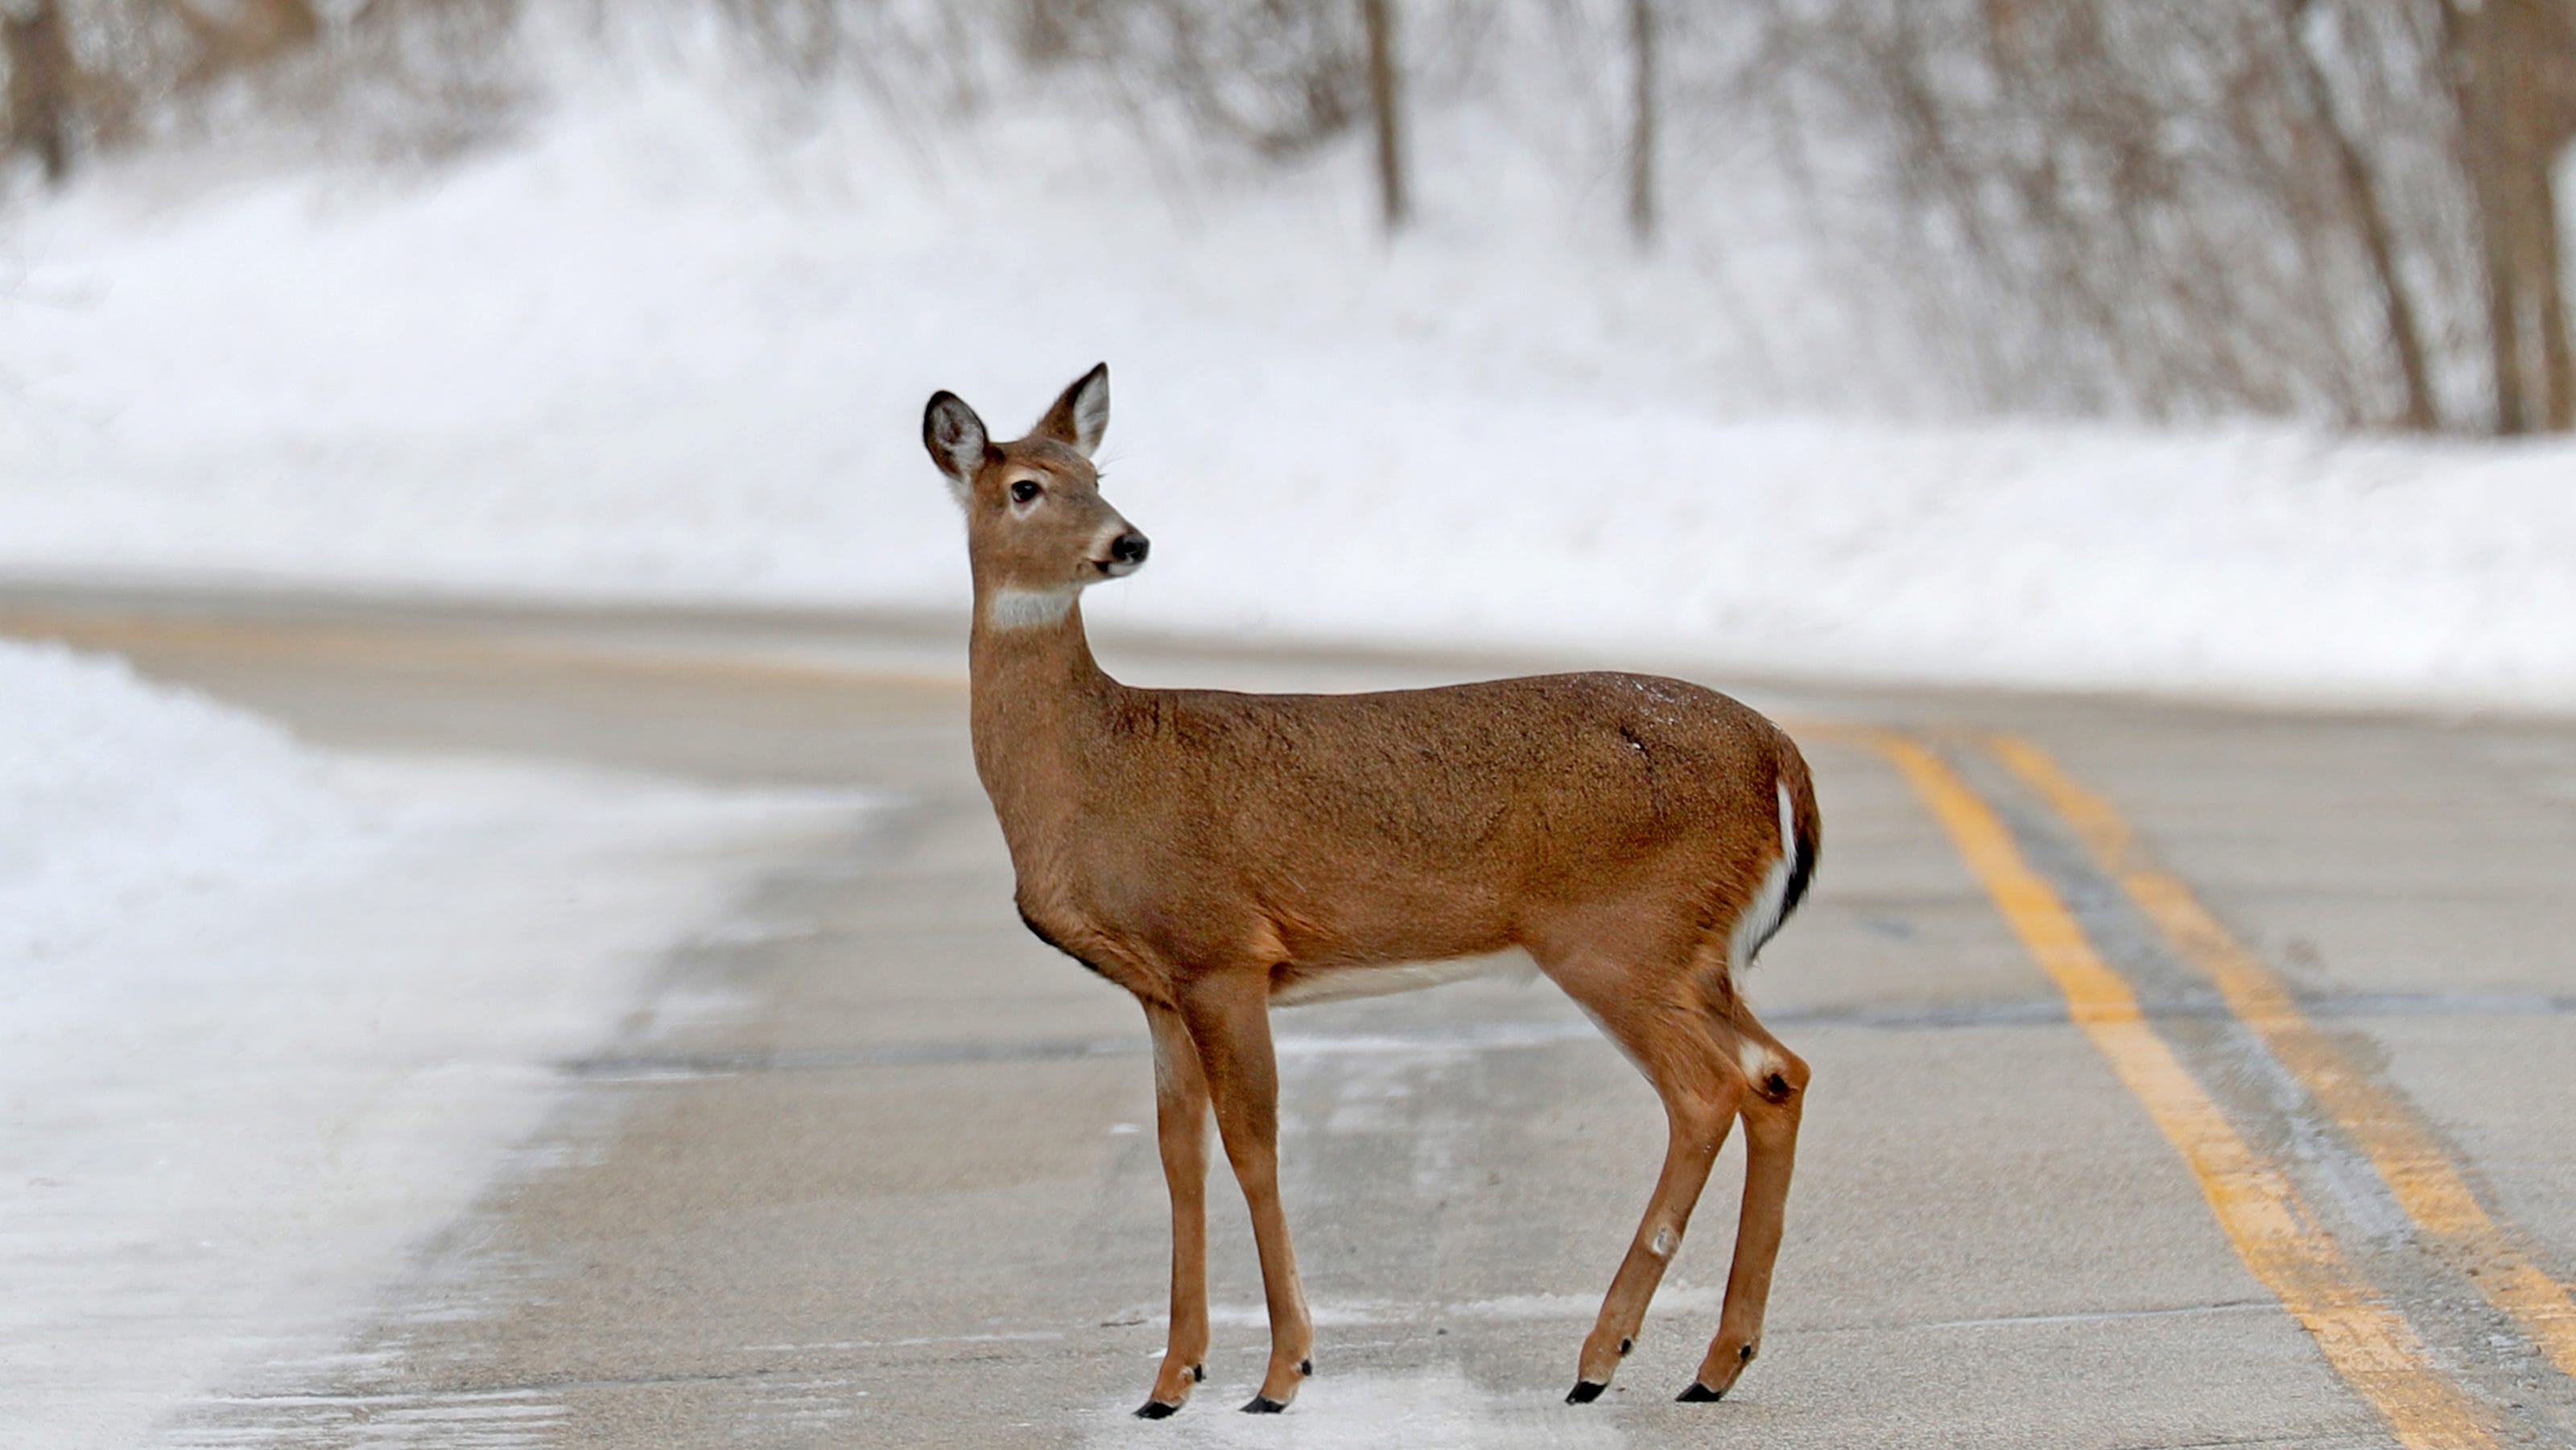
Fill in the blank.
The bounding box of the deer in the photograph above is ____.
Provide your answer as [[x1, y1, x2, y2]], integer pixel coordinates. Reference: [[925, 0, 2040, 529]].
[[921, 364, 1820, 1417]]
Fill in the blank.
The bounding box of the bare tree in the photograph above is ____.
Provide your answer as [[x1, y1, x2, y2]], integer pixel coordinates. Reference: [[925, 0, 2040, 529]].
[[1362, 0, 1406, 231], [2279, 0, 2438, 428], [1719, 0, 2554, 430], [1628, 0, 1656, 245], [2442, 0, 2576, 433], [1017, 0, 1076, 67], [5, 0, 76, 184]]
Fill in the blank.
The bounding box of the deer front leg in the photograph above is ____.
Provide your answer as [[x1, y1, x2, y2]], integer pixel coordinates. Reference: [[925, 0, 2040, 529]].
[[1177, 972, 1314, 1413], [1135, 999, 1212, 1417]]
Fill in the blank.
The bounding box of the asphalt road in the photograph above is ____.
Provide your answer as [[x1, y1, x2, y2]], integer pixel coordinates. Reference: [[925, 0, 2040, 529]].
[[9, 583, 2575, 1450]]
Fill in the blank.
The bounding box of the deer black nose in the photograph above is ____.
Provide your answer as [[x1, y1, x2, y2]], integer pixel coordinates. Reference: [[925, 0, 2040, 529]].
[[1112, 532, 1150, 565]]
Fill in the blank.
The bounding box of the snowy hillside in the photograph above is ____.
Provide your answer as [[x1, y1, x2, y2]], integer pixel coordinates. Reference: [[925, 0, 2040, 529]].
[[3, 48, 2573, 712]]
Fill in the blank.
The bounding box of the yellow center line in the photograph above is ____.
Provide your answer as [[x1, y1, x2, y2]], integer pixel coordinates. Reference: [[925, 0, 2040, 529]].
[[1987, 731, 2576, 1381], [1817, 723, 2500, 1450]]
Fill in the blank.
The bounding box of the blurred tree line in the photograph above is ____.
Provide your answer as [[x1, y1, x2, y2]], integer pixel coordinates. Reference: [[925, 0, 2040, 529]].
[[2, 0, 523, 173], [5, 0, 2572, 436], [1744, 0, 2576, 435]]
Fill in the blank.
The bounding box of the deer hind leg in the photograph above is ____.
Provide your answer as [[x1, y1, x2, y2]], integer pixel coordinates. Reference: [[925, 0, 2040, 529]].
[[1682, 1002, 1810, 1402], [1174, 970, 1314, 1413], [1544, 952, 1748, 1404], [1135, 999, 1211, 1419]]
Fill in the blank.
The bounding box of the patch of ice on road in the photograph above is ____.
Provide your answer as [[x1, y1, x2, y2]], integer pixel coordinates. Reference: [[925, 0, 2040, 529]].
[[1273, 1020, 1598, 1058], [0, 646, 873, 1450], [1085, 1366, 1624, 1449], [1206, 1303, 1398, 1330], [1166, 1287, 1729, 1334], [1443, 1287, 1729, 1322]]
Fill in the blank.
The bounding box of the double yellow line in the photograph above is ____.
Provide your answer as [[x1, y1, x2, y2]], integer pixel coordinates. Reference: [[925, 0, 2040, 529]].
[[1828, 724, 2559, 1450], [1992, 737, 2576, 1386]]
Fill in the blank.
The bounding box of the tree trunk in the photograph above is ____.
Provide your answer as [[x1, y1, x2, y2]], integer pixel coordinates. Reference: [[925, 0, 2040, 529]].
[[1362, 0, 1407, 233], [2528, 0, 2576, 431], [2441, 0, 2575, 434], [1628, 0, 1658, 246], [2543, 185, 2576, 430], [1017, 0, 1075, 68], [5, 0, 76, 185]]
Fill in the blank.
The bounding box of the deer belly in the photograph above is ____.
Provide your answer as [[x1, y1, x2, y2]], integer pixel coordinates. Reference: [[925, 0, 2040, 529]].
[[1269, 952, 1539, 1006]]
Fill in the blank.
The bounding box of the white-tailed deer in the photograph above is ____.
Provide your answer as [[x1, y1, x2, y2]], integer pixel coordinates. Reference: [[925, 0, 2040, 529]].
[[923, 365, 1819, 1416]]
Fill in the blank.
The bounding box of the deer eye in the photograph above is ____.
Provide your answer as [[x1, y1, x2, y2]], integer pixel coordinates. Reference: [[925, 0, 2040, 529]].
[[1009, 479, 1043, 505]]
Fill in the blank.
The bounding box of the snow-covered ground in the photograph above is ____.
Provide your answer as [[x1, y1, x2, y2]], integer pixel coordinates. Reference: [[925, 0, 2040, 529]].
[[0, 641, 868, 1449], [2, 35, 2573, 712], [0, 24, 2568, 1442]]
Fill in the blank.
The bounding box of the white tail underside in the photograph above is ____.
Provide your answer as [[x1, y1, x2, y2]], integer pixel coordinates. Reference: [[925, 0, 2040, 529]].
[[1728, 779, 1798, 973]]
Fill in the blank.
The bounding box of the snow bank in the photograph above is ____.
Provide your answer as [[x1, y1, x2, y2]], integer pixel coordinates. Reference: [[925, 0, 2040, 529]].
[[0, 641, 349, 963], [3, 52, 2574, 711], [0, 642, 870, 1448]]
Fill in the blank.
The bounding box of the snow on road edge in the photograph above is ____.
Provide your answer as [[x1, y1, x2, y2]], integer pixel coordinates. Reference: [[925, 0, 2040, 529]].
[[0, 643, 873, 1450]]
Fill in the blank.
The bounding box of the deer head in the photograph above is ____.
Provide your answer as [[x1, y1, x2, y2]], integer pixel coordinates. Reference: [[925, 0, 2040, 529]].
[[922, 363, 1150, 628]]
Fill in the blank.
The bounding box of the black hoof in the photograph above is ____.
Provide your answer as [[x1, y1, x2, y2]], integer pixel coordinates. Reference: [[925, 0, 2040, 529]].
[[1617, 1337, 1633, 1356], [1565, 1380, 1608, 1405], [1191, 1365, 1206, 1382], [1676, 1382, 1727, 1402], [1298, 1358, 1313, 1376], [1134, 1400, 1181, 1419], [1242, 1395, 1288, 1414]]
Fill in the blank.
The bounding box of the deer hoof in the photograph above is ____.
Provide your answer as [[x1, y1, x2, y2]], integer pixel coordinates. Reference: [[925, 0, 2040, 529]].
[[1565, 1380, 1608, 1405], [1134, 1400, 1182, 1419], [1676, 1382, 1726, 1402], [1241, 1395, 1288, 1414]]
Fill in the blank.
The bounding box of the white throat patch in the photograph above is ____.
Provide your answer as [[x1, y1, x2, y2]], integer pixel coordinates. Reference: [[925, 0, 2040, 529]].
[[984, 586, 1078, 630]]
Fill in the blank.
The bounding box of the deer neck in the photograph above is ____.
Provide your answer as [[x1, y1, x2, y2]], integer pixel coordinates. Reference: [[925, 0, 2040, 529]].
[[967, 590, 1125, 864]]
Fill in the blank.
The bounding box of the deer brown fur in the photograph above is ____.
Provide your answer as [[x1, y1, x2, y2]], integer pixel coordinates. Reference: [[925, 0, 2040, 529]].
[[923, 365, 1820, 1416]]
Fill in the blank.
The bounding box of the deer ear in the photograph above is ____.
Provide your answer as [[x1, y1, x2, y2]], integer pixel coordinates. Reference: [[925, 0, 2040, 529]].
[[923, 391, 992, 499], [1031, 362, 1110, 457]]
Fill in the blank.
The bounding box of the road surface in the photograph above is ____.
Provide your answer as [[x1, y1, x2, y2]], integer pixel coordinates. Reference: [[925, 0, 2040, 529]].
[[7, 582, 2574, 1449]]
